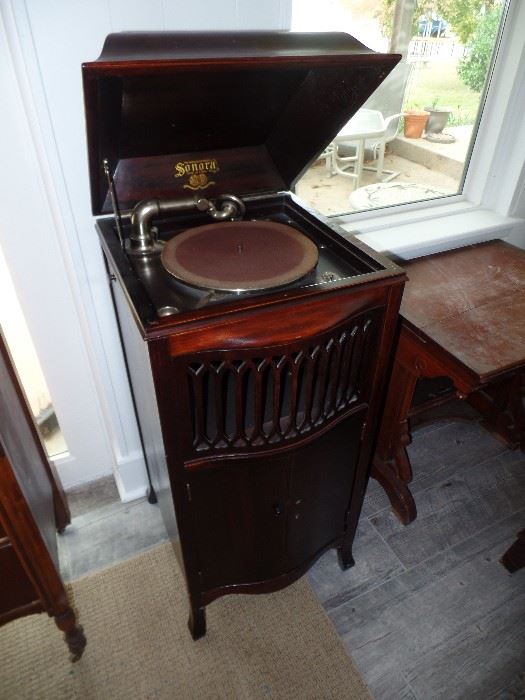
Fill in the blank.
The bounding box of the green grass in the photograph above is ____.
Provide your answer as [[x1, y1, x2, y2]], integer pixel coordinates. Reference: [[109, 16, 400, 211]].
[[404, 60, 482, 126]]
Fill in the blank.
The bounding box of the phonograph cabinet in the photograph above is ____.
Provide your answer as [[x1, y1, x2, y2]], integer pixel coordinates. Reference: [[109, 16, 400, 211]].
[[82, 31, 405, 638]]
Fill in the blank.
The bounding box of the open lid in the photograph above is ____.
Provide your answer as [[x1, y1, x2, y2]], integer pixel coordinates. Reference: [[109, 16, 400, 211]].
[[83, 32, 400, 215]]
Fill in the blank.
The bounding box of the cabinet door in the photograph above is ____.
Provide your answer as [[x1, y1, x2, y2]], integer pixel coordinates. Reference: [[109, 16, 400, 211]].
[[286, 409, 366, 570], [188, 453, 289, 591]]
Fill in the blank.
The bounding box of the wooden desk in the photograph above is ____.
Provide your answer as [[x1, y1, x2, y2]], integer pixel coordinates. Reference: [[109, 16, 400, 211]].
[[373, 240, 525, 524]]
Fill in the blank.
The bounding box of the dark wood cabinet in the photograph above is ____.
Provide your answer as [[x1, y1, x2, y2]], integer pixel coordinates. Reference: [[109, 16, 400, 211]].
[[186, 410, 365, 593], [0, 332, 86, 660], [82, 31, 405, 638], [107, 270, 404, 639], [186, 411, 365, 592]]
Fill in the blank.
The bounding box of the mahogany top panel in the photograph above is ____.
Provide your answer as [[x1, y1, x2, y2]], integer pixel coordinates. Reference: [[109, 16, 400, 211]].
[[401, 241, 525, 379], [94, 31, 387, 63], [82, 32, 399, 215]]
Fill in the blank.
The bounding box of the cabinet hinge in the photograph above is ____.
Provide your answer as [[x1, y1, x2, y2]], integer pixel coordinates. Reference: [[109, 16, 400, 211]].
[[360, 422, 367, 441], [186, 483, 192, 502]]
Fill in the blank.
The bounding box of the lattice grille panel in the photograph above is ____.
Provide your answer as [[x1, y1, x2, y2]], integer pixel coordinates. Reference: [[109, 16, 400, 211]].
[[186, 316, 375, 452]]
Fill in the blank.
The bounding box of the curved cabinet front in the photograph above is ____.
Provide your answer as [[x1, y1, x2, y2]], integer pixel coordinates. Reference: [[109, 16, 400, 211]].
[[186, 408, 366, 599]]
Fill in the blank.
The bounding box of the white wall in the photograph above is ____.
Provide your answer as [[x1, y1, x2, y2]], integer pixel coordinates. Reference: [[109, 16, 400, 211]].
[[0, 247, 54, 420], [0, 0, 292, 498]]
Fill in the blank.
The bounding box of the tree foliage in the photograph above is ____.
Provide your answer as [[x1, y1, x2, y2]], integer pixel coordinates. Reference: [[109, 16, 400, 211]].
[[457, 7, 502, 92], [437, 0, 499, 44], [379, 0, 500, 44]]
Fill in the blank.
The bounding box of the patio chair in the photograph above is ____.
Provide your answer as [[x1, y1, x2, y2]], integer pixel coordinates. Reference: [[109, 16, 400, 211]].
[[330, 109, 403, 187]]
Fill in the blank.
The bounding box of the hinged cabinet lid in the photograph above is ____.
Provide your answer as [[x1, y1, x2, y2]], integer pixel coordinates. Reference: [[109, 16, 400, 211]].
[[82, 31, 399, 215]]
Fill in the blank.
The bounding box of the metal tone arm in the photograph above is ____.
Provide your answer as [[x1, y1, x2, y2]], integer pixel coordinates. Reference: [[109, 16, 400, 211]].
[[128, 194, 246, 256]]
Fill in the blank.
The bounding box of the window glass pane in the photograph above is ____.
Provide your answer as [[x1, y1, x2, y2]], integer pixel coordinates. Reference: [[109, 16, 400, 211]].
[[292, 0, 506, 216], [0, 245, 68, 458]]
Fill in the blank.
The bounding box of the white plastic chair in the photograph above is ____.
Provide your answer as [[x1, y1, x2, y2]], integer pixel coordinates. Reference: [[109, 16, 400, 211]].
[[330, 109, 403, 187]]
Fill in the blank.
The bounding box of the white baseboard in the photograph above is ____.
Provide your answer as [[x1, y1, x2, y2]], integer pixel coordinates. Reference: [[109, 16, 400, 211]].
[[53, 453, 112, 490], [53, 449, 148, 502], [112, 450, 149, 502]]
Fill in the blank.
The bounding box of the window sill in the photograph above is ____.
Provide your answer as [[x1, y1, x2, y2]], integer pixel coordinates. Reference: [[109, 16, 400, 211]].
[[334, 197, 524, 260]]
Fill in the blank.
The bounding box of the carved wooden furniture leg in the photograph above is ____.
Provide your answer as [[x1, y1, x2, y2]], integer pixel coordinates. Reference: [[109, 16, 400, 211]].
[[500, 530, 525, 573], [54, 607, 87, 661], [372, 340, 419, 525], [373, 242, 525, 527], [469, 373, 525, 450], [372, 457, 417, 525], [372, 317, 479, 526]]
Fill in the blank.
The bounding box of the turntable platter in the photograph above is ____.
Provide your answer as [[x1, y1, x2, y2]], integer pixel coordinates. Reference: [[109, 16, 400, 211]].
[[161, 221, 319, 292]]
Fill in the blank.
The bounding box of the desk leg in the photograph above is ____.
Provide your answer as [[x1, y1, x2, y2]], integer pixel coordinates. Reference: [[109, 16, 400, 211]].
[[469, 373, 525, 450], [372, 356, 418, 525], [501, 530, 525, 573], [372, 323, 478, 525]]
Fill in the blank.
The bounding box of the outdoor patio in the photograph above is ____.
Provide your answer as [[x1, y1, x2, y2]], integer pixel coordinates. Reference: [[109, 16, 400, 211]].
[[296, 125, 473, 216]]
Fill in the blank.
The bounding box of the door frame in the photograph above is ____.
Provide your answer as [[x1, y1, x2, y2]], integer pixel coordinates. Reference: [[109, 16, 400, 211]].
[[0, 2, 148, 497]]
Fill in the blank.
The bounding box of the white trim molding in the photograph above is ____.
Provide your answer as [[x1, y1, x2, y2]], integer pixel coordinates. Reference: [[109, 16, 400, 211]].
[[351, 203, 522, 260], [0, 5, 115, 488], [1, 0, 148, 497]]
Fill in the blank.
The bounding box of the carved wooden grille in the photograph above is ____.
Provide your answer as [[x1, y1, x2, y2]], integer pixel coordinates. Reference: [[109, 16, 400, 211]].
[[186, 314, 377, 452]]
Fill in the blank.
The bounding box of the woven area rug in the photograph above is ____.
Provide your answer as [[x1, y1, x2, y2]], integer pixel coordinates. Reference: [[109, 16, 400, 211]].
[[0, 543, 371, 699]]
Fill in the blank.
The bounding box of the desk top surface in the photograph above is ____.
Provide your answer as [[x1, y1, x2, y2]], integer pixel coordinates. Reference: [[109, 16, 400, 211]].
[[400, 240, 525, 379]]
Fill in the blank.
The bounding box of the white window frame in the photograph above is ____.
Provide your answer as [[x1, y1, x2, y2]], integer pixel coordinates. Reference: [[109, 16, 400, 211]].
[[334, 0, 525, 260]]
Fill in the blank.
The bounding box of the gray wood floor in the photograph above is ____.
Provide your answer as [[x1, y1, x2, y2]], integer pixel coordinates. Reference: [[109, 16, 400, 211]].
[[308, 421, 525, 700], [62, 419, 525, 700]]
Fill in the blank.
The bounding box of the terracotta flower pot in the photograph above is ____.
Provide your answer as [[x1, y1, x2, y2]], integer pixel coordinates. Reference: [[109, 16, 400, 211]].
[[403, 110, 429, 139]]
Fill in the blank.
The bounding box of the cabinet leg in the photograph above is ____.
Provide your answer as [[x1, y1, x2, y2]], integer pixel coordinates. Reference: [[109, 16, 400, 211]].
[[188, 604, 206, 640], [337, 544, 355, 571], [54, 607, 86, 661], [147, 486, 158, 505]]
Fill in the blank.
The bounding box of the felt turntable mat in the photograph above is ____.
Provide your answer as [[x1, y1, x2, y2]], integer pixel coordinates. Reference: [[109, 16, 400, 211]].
[[161, 220, 319, 291]]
